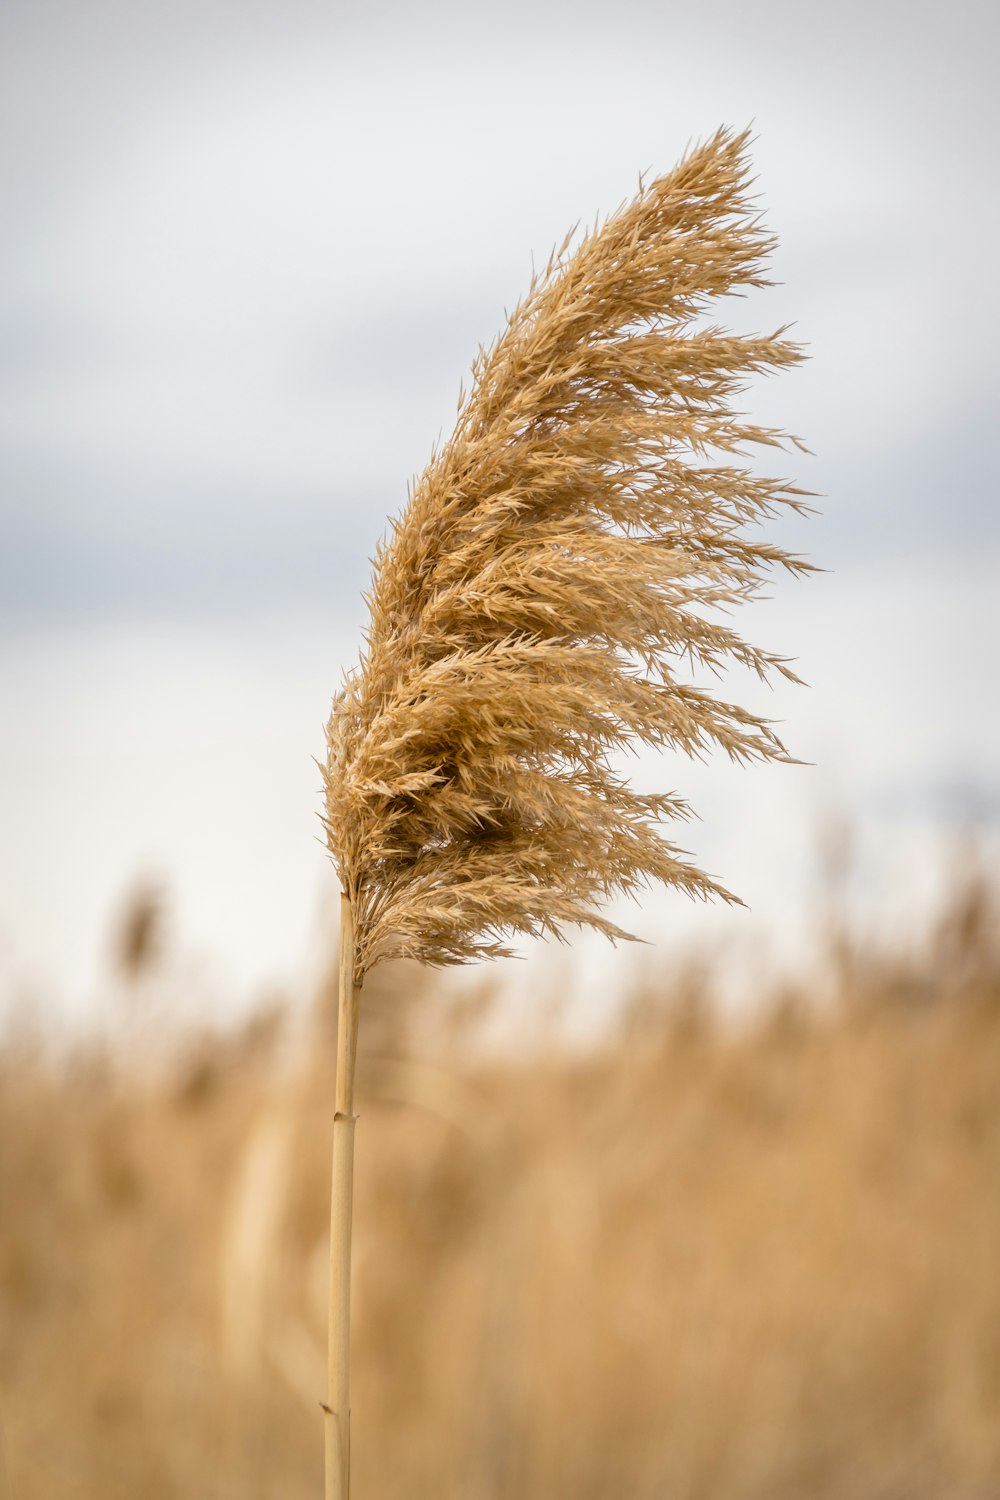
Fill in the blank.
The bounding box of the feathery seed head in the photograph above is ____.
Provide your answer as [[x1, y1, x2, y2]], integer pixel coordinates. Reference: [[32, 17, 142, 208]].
[[324, 127, 814, 981]]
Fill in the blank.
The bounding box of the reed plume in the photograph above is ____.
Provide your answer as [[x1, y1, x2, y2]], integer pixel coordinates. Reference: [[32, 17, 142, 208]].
[[320, 125, 812, 1498]]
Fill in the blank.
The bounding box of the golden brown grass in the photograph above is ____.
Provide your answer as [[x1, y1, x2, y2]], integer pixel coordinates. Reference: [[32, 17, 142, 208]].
[[323, 126, 813, 977], [2, 868, 999, 1500]]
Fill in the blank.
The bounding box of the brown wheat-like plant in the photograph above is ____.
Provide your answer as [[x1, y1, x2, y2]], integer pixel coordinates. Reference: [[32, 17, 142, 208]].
[[320, 125, 812, 1498]]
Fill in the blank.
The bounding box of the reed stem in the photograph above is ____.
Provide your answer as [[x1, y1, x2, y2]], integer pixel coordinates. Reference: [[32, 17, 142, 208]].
[[325, 893, 360, 1500]]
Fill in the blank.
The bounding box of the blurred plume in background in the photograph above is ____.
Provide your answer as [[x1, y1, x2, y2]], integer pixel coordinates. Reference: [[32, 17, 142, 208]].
[[2, 860, 1000, 1497]]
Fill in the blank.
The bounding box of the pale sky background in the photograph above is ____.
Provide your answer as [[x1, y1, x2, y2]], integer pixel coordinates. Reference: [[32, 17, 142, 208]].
[[1, 0, 998, 1029]]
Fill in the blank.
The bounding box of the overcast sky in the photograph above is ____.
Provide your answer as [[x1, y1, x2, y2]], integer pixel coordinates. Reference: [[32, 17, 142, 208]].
[[1, 0, 997, 1024]]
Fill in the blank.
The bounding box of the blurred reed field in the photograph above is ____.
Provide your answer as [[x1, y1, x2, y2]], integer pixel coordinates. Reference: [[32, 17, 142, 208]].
[[2, 857, 1000, 1500]]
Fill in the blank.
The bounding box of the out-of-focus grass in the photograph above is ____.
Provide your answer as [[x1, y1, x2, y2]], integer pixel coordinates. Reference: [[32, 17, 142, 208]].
[[1, 866, 999, 1500]]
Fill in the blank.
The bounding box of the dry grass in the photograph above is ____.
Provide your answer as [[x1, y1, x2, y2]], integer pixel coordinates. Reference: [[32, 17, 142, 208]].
[[324, 126, 813, 976], [2, 867, 999, 1500]]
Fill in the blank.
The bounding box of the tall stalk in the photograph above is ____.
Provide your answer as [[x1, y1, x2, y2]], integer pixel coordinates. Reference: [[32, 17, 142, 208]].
[[325, 893, 360, 1500]]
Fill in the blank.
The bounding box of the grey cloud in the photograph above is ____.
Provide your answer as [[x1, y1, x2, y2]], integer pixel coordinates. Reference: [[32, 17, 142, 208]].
[[874, 772, 1000, 828], [0, 443, 380, 628], [1, 0, 997, 637], [308, 299, 499, 397]]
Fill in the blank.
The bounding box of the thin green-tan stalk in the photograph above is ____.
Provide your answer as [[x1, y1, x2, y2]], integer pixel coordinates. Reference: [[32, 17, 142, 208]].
[[325, 894, 360, 1500]]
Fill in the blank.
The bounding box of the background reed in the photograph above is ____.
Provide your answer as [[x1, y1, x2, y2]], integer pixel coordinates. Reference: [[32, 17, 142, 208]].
[[1, 855, 998, 1499]]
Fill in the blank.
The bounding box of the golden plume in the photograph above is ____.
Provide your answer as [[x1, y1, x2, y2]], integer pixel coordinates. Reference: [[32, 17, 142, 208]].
[[323, 125, 812, 981], [320, 125, 813, 1500]]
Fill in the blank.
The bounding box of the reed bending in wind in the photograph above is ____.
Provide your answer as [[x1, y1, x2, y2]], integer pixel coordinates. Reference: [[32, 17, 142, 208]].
[[321, 125, 812, 1498]]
